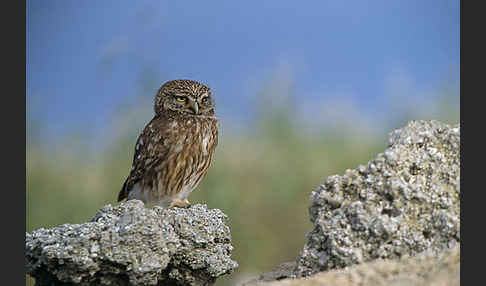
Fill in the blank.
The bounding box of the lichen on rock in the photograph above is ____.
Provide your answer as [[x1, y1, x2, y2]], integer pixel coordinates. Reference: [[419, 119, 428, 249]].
[[294, 120, 460, 277], [26, 201, 238, 286], [246, 245, 460, 286]]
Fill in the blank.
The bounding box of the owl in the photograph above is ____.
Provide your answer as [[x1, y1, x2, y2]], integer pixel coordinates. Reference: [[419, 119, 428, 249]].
[[117, 79, 219, 208]]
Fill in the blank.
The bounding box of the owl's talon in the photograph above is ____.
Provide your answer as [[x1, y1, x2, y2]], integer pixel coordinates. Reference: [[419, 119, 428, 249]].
[[168, 198, 191, 208]]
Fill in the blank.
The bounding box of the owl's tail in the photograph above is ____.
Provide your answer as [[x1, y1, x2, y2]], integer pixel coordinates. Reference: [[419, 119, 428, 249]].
[[117, 179, 129, 202]]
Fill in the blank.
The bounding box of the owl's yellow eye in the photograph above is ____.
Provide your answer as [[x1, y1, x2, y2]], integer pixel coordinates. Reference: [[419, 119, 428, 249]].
[[202, 97, 208, 103], [175, 96, 186, 102]]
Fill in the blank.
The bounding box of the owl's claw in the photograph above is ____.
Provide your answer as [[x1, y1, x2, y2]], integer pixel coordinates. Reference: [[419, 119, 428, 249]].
[[168, 198, 191, 208]]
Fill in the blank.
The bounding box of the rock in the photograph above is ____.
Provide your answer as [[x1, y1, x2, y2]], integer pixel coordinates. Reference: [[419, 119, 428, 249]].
[[293, 120, 460, 277], [245, 245, 460, 286], [25, 200, 238, 286], [243, 262, 297, 284]]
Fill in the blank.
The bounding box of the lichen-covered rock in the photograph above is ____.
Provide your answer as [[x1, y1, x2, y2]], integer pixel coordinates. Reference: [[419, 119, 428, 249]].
[[245, 245, 460, 286], [294, 120, 460, 277], [26, 201, 238, 286]]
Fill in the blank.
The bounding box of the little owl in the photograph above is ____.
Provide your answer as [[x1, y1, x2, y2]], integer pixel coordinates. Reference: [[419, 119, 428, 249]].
[[118, 79, 218, 208]]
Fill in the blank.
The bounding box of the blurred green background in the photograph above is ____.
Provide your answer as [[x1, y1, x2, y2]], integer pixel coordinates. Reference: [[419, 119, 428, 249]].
[[26, 72, 458, 286]]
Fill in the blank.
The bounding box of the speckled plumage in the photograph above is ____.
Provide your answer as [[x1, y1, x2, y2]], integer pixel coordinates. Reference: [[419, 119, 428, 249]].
[[118, 79, 218, 208]]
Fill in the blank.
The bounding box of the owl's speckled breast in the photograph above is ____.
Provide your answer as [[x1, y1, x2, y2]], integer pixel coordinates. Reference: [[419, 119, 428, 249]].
[[150, 116, 218, 204]]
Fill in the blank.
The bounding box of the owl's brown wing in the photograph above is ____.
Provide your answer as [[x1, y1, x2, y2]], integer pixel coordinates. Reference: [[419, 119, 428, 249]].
[[117, 116, 177, 202]]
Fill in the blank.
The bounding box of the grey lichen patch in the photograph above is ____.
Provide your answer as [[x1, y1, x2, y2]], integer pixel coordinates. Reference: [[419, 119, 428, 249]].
[[26, 201, 238, 286], [295, 120, 460, 277]]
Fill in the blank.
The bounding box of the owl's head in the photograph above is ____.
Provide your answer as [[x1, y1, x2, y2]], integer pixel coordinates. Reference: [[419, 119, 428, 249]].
[[154, 80, 215, 117]]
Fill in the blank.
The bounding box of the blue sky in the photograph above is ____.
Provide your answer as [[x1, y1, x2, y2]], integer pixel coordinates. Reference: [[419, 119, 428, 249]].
[[27, 1, 459, 142]]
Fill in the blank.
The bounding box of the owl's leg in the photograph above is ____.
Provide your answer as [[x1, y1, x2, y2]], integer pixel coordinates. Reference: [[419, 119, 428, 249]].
[[168, 198, 191, 208]]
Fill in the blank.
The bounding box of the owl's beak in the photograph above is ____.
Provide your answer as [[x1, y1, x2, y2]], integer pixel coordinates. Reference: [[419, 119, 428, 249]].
[[188, 100, 199, 115]]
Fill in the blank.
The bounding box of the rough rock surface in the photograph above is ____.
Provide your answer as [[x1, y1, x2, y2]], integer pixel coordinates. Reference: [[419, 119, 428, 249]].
[[293, 120, 460, 277], [26, 201, 238, 286], [243, 262, 297, 284], [245, 245, 459, 286]]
